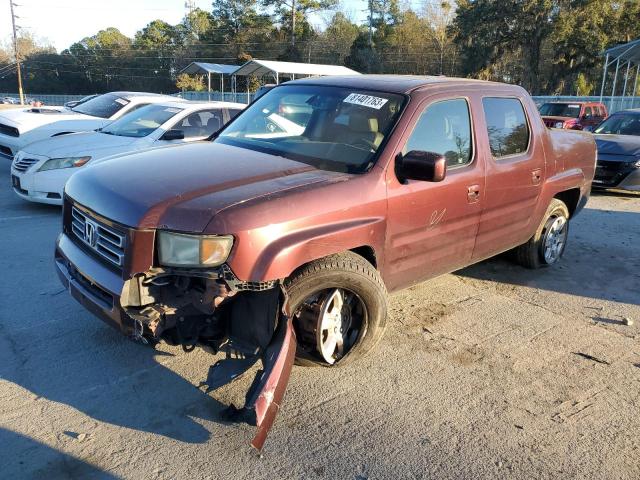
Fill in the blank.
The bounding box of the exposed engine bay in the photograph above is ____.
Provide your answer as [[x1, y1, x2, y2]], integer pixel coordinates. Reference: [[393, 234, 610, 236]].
[[119, 266, 296, 450]]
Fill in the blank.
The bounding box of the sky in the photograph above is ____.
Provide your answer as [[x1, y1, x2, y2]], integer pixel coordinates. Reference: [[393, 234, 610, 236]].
[[1, 0, 371, 53]]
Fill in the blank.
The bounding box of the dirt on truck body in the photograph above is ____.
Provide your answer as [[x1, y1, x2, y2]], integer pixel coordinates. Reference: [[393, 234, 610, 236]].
[[54, 75, 596, 448]]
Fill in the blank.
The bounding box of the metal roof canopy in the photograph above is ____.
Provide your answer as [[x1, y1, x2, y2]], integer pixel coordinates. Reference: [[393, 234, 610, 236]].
[[179, 62, 240, 100], [232, 59, 359, 80], [599, 38, 640, 111]]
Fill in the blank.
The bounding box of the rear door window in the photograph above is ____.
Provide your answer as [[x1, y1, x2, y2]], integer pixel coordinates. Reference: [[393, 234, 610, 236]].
[[482, 98, 530, 158], [174, 109, 224, 138], [403, 98, 473, 167]]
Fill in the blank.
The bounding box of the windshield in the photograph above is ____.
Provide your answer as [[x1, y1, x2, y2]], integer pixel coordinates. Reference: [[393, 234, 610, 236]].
[[101, 104, 183, 137], [215, 85, 405, 173], [72, 93, 130, 118], [594, 113, 640, 136], [539, 103, 581, 118]]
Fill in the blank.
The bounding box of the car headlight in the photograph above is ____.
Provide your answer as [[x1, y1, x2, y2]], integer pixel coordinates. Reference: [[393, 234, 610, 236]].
[[157, 231, 233, 267], [635, 158, 640, 168], [38, 156, 91, 172], [554, 122, 565, 128]]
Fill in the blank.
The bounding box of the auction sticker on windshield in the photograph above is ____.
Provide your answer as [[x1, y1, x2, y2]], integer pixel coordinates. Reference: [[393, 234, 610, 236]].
[[343, 93, 388, 110]]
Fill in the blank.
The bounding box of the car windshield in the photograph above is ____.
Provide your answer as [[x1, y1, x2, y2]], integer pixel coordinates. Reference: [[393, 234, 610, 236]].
[[215, 85, 405, 173], [71, 93, 130, 118], [101, 104, 183, 137], [594, 113, 640, 136], [539, 103, 581, 118]]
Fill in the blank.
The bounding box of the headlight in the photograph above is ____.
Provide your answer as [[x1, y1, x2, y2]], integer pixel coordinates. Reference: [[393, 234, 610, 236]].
[[635, 159, 640, 168], [554, 122, 565, 128], [157, 231, 233, 267], [38, 156, 91, 172]]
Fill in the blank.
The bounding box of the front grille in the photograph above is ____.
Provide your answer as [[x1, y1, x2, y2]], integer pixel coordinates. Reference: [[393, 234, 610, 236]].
[[71, 207, 126, 267], [594, 161, 635, 187], [12, 157, 39, 172], [0, 123, 19, 137]]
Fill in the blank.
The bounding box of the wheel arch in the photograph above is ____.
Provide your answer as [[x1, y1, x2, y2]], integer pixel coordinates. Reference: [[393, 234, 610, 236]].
[[243, 218, 386, 282], [553, 188, 581, 217]]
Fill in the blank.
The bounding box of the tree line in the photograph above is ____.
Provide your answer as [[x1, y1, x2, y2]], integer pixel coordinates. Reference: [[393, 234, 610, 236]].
[[1, 0, 639, 96]]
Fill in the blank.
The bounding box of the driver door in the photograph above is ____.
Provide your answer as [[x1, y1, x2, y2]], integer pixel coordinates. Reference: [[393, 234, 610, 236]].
[[384, 93, 485, 291]]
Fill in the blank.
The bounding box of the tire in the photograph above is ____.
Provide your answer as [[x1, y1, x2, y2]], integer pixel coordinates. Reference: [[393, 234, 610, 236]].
[[285, 251, 388, 367], [514, 198, 570, 269]]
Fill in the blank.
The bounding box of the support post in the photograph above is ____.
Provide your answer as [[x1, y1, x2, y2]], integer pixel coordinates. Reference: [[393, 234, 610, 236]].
[[622, 60, 631, 109], [632, 64, 640, 109], [221, 74, 224, 101], [610, 57, 620, 112], [599, 53, 609, 104], [208, 72, 211, 101]]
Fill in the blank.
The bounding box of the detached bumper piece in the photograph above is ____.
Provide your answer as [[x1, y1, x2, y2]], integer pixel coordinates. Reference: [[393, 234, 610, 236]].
[[201, 287, 296, 450]]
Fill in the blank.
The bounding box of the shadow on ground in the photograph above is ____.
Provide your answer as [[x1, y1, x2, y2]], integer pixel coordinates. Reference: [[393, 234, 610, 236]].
[[0, 428, 119, 479], [457, 206, 640, 307]]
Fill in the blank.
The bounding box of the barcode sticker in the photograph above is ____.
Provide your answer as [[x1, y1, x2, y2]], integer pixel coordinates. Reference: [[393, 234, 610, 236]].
[[343, 93, 388, 110]]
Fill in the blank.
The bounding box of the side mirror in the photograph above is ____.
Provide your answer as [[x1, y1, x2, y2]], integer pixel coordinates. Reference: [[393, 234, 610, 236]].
[[396, 150, 447, 183], [161, 129, 185, 141]]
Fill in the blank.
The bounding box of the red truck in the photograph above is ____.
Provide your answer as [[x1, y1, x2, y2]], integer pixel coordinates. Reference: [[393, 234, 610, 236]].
[[539, 101, 608, 131], [55, 76, 596, 448]]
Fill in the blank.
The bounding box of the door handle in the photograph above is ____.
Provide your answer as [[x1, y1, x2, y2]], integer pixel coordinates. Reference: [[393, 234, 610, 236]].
[[467, 184, 480, 203], [531, 169, 542, 185]]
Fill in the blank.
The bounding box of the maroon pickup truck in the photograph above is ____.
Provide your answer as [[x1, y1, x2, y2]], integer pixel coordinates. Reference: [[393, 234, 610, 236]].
[[539, 101, 608, 131], [55, 76, 596, 448]]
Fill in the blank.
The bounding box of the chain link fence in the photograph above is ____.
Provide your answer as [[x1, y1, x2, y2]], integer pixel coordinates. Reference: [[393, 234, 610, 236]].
[[3, 92, 639, 113]]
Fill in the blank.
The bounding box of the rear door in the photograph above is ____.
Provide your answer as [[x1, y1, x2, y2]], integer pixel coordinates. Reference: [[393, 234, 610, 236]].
[[471, 96, 546, 261], [384, 92, 485, 291]]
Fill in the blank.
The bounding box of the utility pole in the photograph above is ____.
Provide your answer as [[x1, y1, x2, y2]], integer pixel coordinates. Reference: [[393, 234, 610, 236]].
[[9, 0, 24, 105]]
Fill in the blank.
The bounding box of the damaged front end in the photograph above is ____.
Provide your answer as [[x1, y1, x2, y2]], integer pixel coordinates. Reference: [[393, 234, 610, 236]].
[[120, 265, 296, 450]]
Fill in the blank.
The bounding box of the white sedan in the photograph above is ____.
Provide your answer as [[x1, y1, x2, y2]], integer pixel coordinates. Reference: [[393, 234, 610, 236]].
[[0, 91, 177, 160], [10, 100, 245, 205]]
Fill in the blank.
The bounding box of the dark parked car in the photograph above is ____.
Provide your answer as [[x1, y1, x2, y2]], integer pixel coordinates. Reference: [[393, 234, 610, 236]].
[[55, 76, 596, 448], [592, 109, 640, 191], [539, 101, 608, 130]]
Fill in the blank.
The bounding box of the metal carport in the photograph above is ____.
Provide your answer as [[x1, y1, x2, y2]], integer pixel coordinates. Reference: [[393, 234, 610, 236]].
[[180, 62, 239, 100], [230, 59, 360, 102], [599, 38, 640, 111]]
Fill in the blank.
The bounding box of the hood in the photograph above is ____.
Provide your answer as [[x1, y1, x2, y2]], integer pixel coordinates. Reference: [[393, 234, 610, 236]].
[[595, 134, 640, 162], [0, 107, 97, 133], [541, 115, 577, 123], [65, 142, 350, 232], [21, 131, 139, 159]]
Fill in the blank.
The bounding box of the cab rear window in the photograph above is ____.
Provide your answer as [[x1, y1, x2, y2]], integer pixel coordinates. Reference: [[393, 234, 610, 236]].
[[482, 98, 529, 158]]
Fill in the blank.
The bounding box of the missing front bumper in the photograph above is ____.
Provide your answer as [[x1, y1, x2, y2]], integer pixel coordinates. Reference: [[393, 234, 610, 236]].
[[119, 268, 295, 450]]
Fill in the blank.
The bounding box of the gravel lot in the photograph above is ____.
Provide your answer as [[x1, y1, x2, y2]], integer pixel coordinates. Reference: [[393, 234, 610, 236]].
[[1, 157, 639, 480]]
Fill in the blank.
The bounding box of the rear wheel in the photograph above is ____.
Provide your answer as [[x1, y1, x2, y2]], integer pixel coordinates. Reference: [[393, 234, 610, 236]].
[[514, 198, 570, 269], [285, 252, 388, 367]]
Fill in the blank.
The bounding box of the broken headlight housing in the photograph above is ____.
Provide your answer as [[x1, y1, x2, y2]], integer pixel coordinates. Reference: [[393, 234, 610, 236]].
[[157, 231, 233, 268]]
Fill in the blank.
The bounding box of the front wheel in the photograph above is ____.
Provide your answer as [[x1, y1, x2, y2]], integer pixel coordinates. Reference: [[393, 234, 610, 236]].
[[514, 198, 570, 269], [285, 252, 388, 367]]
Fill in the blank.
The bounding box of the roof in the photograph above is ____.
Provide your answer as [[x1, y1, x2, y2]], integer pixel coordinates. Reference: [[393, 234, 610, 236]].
[[604, 38, 640, 64], [180, 62, 240, 76], [232, 59, 359, 77], [285, 75, 509, 94], [109, 91, 175, 100]]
